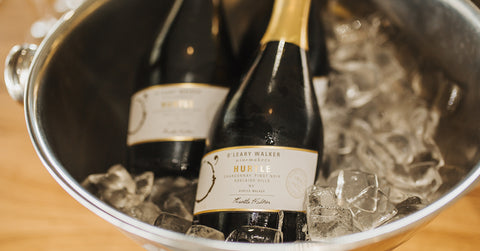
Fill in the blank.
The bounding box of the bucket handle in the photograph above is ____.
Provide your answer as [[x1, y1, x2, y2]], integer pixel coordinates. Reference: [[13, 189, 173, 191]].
[[4, 44, 37, 103]]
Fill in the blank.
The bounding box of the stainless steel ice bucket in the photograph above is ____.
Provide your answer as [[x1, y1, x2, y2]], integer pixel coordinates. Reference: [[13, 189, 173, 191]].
[[4, 0, 480, 250]]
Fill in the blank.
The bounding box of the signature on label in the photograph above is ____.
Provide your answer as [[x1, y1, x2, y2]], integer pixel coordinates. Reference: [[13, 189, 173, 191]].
[[233, 197, 271, 205]]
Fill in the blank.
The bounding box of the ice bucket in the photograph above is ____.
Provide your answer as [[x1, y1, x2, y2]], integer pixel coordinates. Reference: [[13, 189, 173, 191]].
[[4, 0, 480, 250]]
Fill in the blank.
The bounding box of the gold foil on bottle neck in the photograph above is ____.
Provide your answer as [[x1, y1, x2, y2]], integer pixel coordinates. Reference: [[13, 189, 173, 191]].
[[260, 0, 311, 50]]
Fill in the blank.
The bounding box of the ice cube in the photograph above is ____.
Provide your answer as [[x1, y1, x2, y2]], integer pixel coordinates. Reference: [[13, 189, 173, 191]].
[[333, 19, 367, 44], [81, 173, 105, 196], [387, 161, 442, 200], [102, 188, 142, 209], [368, 45, 405, 86], [307, 207, 357, 241], [149, 176, 196, 206], [377, 132, 413, 165], [186, 225, 225, 241], [100, 164, 136, 193], [387, 186, 411, 204], [355, 99, 395, 133], [169, 180, 197, 214], [328, 68, 379, 109], [327, 18, 370, 65], [225, 226, 283, 243], [81, 165, 143, 209], [356, 136, 396, 178], [351, 191, 397, 231], [339, 62, 380, 108], [149, 177, 176, 205], [134, 171, 154, 201], [305, 186, 338, 209], [324, 152, 363, 179], [334, 170, 379, 212], [154, 212, 192, 234], [123, 201, 161, 225], [305, 185, 358, 240], [163, 195, 193, 222]]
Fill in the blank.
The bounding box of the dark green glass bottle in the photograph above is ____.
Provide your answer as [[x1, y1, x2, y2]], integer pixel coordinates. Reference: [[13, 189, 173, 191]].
[[193, 0, 324, 242], [127, 0, 239, 177]]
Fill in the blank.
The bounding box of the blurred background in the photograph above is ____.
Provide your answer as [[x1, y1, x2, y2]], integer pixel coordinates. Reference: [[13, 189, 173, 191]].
[[0, 0, 479, 250]]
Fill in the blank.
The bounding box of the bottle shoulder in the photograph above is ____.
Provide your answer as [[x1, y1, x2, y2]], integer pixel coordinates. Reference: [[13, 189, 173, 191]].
[[134, 0, 240, 91], [207, 42, 323, 151]]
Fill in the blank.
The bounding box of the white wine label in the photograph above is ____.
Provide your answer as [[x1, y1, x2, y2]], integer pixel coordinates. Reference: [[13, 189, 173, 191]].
[[194, 146, 318, 215], [127, 83, 228, 146]]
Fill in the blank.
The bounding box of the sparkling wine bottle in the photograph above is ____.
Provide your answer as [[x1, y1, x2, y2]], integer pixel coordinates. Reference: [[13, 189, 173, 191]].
[[193, 0, 324, 242], [126, 0, 239, 177]]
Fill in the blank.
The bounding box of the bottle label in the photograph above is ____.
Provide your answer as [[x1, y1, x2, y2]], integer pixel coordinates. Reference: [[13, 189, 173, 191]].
[[127, 83, 228, 146], [193, 146, 318, 215]]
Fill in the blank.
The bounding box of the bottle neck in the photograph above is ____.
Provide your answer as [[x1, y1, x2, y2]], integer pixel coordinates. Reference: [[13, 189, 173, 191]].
[[260, 0, 311, 50]]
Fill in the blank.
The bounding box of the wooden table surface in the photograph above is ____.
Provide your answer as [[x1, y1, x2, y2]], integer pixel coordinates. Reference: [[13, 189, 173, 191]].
[[1, 1, 480, 250]]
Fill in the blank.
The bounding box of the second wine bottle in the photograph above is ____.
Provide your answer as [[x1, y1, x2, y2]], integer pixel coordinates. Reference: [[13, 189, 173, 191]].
[[126, 0, 239, 177], [193, 0, 324, 242]]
